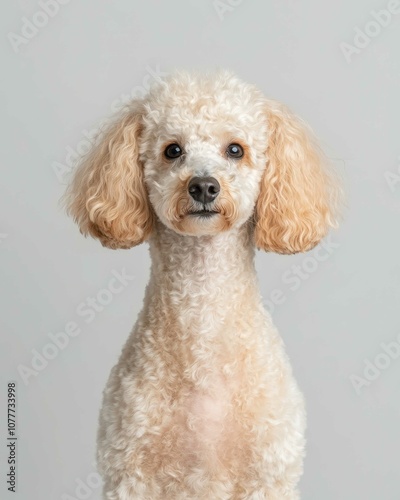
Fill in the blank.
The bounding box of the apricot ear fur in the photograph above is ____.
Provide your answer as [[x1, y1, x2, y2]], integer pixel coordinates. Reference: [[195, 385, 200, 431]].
[[64, 110, 153, 249], [254, 101, 341, 254]]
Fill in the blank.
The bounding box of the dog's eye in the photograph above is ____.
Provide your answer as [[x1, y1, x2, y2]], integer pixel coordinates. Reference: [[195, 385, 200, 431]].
[[164, 143, 183, 159], [226, 143, 244, 159]]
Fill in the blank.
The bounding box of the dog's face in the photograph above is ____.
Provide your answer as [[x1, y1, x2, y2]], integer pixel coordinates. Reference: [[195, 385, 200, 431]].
[[65, 71, 339, 253], [140, 74, 268, 237]]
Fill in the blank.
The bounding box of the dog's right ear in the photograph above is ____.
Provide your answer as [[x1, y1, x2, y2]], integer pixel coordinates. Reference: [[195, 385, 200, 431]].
[[64, 106, 154, 249]]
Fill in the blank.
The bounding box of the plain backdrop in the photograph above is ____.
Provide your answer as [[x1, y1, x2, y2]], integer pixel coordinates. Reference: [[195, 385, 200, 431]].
[[1, 1, 399, 499]]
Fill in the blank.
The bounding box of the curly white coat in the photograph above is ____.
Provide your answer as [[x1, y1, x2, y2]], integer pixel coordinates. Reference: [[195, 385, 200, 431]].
[[65, 70, 340, 499]]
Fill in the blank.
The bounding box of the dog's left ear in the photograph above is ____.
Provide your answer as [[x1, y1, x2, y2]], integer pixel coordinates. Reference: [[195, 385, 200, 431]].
[[254, 100, 340, 254]]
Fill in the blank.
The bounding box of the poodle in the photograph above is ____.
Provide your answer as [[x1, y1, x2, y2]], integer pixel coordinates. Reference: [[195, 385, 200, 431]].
[[65, 70, 339, 499]]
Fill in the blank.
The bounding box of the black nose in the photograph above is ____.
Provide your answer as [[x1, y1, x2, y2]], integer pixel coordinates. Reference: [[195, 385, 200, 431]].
[[188, 176, 220, 204]]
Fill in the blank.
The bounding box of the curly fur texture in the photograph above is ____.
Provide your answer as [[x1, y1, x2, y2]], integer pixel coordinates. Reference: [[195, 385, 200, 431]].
[[65, 109, 154, 249], [254, 101, 339, 254], [65, 70, 340, 499]]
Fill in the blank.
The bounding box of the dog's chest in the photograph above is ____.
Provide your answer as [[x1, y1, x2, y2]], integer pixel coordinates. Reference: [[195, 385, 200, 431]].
[[171, 371, 245, 469], [185, 373, 231, 436]]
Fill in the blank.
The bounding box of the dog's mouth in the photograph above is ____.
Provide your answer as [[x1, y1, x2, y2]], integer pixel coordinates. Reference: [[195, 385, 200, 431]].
[[187, 209, 219, 218]]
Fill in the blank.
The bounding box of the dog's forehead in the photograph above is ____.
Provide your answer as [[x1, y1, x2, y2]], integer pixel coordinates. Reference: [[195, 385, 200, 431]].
[[143, 74, 266, 140]]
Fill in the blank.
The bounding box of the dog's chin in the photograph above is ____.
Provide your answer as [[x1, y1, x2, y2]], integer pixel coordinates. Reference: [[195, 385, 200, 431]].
[[167, 211, 233, 236]]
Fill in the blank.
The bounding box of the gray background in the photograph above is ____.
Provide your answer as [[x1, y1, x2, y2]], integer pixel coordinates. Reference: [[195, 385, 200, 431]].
[[1, 0, 399, 498]]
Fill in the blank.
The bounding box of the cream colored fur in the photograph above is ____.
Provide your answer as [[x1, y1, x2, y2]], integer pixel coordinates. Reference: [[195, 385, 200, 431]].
[[65, 70, 340, 499]]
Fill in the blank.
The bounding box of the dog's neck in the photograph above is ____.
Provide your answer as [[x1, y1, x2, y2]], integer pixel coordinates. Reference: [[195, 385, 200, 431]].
[[143, 218, 262, 335], [148, 218, 257, 287]]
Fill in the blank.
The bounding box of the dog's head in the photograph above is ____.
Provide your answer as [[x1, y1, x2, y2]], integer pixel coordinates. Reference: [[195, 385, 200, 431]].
[[65, 70, 340, 253]]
